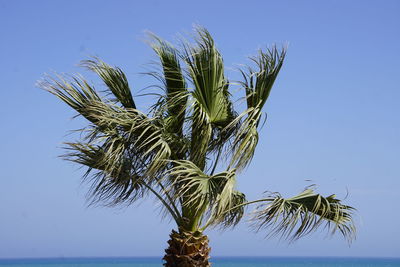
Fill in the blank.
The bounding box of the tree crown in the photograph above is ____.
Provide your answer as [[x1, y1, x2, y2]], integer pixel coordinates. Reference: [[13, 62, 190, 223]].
[[40, 27, 356, 243]]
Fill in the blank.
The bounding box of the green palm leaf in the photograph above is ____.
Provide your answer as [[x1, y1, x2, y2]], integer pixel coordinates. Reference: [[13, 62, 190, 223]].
[[40, 74, 102, 124], [251, 188, 356, 243], [149, 35, 188, 139], [207, 190, 246, 229], [167, 160, 244, 229], [81, 57, 136, 109], [241, 46, 286, 110], [65, 142, 146, 206], [183, 28, 231, 125], [41, 75, 173, 204], [182, 27, 235, 170], [227, 46, 287, 170]]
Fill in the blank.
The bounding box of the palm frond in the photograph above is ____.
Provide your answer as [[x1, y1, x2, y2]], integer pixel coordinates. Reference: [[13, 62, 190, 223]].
[[80, 101, 172, 179], [40, 75, 173, 204], [189, 105, 213, 170], [207, 81, 238, 154], [81, 58, 136, 109], [39, 74, 102, 124], [66, 139, 182, 222], [226, 108, 260, 171], [181, 27, 235, 169], [167, 160, 242, 228], [240, 46, 286, 110], [149, 35, 188, 139], [167, 160, 211, 214], [227, 46, 286, 170], [183, 27, 234, 126], [65, 142, 146, 206], [251, 188, 356, 243], [207, 190, 246, 229]]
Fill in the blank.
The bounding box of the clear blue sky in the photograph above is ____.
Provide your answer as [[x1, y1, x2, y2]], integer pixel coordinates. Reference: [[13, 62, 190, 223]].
[[1, 0, 399, 259]]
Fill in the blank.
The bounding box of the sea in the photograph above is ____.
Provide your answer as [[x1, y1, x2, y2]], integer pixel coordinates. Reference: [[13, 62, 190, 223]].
[[0, 257, 399, 267]]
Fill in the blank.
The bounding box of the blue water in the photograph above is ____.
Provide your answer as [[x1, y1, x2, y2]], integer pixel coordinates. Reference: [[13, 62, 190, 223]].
[[0, 257, 399, 267]]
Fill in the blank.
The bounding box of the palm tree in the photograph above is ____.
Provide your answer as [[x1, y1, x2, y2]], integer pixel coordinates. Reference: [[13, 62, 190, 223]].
[[40, 27, 356, 267]]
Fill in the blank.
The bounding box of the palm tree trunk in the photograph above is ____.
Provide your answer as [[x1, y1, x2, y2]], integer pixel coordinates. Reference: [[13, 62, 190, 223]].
[[163, 228, 211, 267]]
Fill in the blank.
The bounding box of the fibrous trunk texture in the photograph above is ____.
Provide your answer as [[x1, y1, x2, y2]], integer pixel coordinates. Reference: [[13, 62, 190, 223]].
[[163, 228, 211, 267]]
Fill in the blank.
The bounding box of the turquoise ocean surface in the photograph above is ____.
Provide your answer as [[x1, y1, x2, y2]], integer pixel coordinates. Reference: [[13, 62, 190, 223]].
[[0, 257, 399, 267]]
